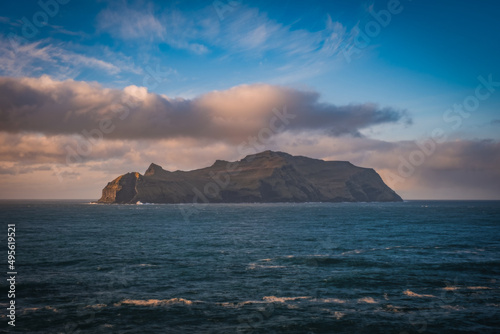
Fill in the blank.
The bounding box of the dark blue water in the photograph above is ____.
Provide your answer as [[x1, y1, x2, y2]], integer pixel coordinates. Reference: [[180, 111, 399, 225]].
[[1, 200, 499, 333]]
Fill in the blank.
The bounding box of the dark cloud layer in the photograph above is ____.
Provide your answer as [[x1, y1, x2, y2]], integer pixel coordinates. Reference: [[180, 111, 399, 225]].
[[0, 76, 409, 142]]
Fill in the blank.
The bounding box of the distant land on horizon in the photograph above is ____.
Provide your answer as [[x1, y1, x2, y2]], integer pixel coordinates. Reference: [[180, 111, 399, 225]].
[[97, 150, 402, 204]]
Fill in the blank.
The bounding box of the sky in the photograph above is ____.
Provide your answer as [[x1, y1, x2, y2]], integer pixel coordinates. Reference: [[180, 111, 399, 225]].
[[0, 0, 499, 200]]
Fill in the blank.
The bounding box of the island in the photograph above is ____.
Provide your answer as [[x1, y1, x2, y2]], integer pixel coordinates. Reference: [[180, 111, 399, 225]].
[[97, 150, 402, 203]]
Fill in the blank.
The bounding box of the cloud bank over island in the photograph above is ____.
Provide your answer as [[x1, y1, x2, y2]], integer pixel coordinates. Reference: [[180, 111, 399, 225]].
[[0, 75, 409, 141]]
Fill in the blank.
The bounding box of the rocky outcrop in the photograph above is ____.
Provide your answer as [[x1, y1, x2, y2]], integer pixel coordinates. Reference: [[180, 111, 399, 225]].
[[98, 172, 142, 203], [97, 151, 402, 203]]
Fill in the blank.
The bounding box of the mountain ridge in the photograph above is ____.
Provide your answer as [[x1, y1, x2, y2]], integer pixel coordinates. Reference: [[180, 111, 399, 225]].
[[97, 150, 402, 203]]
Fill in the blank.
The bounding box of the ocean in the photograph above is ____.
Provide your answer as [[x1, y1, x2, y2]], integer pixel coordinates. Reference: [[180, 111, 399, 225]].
[[1, 200, 499, 333]]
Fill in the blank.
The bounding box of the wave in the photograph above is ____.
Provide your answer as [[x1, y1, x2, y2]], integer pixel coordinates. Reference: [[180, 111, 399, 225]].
[[357, 297, 377, 304], [217, 300, 267, 308], [22, 306, 58, 313], [443, 286, 493, 291], [263, 296, 310, 303], [313, 298, 347, 304], [441, 305, 466, 311], [114, 298, 196, 307], [403, 290, 436, 298], [104, 295, 382, 310], [247, 263, 286, 269], [85, 304, 107, 309], [385, 304, 403, 313]]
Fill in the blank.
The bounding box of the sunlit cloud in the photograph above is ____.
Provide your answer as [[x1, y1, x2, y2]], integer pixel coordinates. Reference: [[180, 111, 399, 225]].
[[0, 75, 409, 142]]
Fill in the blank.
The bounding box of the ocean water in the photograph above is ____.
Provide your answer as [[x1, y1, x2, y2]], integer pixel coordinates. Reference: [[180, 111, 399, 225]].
[[1, 200, 499, 333]]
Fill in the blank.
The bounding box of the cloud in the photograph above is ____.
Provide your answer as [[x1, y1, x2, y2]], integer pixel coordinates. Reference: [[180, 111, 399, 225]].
[[0, 166, 16, 175], [93, 1, 359, 84], [213, 9, 356, 61], [0, 75, 409, 142], [0, 36, 121, 78], [97, 1, 166, 41], [491, 119, 500, 125], [0, 132, 133, 165], [95, 1, 355, 60], [276, 135, 500, 199], [96, 1, 208, 55], [0, 163, 52, 175]]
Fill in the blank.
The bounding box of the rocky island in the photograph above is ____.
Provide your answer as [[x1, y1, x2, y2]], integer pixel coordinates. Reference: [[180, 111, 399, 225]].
[[97, 150, 402, 203]]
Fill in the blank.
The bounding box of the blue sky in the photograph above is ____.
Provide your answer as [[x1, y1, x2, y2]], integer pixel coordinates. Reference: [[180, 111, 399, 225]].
[[2, 0, 499, 139], [0, 0, 499, 199]]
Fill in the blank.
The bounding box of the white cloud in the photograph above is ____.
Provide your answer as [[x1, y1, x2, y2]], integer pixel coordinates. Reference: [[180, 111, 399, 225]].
[[95, 0, 355, 62], [97, 1, 165, 40]]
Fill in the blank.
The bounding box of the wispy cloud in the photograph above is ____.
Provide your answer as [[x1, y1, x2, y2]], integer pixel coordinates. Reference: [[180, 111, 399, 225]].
[[95, 0, 356, 61], [0, 36, 122, 78], [97, 1, 166, 40], [212, 9, 355, 61], [47, 24, 90, 38]]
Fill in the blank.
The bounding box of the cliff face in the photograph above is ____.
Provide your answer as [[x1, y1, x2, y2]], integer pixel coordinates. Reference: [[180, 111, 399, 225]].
[[98, 172, 142, 203], [97, 151, 402, 203]]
